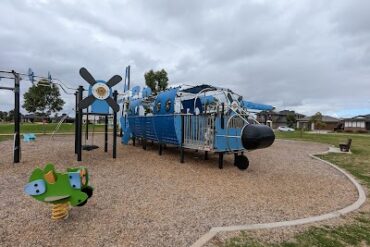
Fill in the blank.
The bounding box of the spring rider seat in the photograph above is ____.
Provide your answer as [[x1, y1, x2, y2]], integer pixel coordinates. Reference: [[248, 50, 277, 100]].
[[24, 163, 93, 220]]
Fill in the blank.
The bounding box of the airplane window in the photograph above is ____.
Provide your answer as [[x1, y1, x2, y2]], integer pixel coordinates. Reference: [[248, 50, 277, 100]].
[[165, 100, 171, 112], [156, 102, 161, 112]]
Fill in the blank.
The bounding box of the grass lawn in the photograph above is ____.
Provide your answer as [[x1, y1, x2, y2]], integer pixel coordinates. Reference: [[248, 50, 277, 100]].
[[224, 131, 370, 247], [0, 123, 106, 136]]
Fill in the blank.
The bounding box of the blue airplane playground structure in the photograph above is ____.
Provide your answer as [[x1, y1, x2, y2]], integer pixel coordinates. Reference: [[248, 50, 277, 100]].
[[119, 84, 275, 170]]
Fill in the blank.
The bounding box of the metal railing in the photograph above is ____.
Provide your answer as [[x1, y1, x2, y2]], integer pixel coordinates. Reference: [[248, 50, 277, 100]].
[[183, 115, 215, 150], [228, 116, 245, 129]]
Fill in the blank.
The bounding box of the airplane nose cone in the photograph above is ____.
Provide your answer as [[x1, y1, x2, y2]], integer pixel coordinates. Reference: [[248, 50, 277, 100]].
[[241, 124, 275, 150]]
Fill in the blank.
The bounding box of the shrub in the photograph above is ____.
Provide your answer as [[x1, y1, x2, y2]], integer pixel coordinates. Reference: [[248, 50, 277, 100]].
[[357, 129, 368, 134]]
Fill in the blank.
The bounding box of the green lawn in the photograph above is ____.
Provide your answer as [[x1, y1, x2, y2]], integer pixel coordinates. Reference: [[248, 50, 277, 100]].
[[224, 131, 370, 247], [0, 123, 106, 136]]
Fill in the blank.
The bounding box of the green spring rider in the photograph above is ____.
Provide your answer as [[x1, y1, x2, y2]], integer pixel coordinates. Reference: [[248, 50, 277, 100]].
[[24, 164, 93, 220]]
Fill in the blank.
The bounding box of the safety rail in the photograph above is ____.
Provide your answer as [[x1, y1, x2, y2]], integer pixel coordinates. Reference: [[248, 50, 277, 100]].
[[183, 115, 215, 151], [228, 116, 245, 129]]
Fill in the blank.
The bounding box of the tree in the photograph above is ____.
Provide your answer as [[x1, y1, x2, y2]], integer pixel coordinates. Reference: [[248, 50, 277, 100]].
[[144, 69, 169, 94], [157, 69, 168, 92], [0, 111, 7, 121], [310, 112, 326, 132], [144, 70, 157, 93], [286, 113, 296, 128], [23, 79, 65, 117], [6, 110, 14, 122]]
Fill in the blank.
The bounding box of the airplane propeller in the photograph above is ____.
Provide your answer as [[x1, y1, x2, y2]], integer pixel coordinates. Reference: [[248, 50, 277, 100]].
[[78, 67, 122, 112]]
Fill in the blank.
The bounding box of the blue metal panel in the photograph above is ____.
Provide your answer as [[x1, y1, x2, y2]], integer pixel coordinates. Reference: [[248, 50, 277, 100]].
[[142, 87, 152, 97], [181, 98, 202, 114], [154, 88, 178, 115], [127, 115, 180, 145], [154, 115, 179, 144], [129, 99, 142, 115], [213, 116, 244, 152], [174, 115, 182, 144], [145, 117, 158, 141], [199, 95, 216, 105], [131, 86, 141, 96]]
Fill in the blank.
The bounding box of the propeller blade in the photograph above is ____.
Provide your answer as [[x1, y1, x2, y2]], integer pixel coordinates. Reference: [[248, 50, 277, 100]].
[[105, 97, 120, 112], [79, 67, 96, 86], [106, 75, 122, 88], [79, 95, 95, 109]]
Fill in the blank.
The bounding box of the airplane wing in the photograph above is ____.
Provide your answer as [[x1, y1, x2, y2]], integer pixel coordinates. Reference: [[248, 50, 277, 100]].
[[242, 100, 274, 111]]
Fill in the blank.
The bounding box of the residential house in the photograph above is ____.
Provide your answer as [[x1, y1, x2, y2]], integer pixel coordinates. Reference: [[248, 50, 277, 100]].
[[343, 115, 370, 133], [22, 114, 49, 123], [296, 115, 341, 131], [53, 113, 75, 124], [257, 110, 305, 129]]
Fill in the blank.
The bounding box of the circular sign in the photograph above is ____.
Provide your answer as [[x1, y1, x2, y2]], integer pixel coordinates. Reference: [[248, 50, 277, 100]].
[[92, 83, 110, 100]]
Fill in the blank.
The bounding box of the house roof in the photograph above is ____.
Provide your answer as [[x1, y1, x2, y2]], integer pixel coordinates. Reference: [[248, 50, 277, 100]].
[[257, 110, 305, 117], [344, 114, 370, 121], [298, 115, 339, 123]]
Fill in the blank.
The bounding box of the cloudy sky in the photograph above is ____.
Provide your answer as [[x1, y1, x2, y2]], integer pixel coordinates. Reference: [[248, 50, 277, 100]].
[[0, 0, 369, 117]]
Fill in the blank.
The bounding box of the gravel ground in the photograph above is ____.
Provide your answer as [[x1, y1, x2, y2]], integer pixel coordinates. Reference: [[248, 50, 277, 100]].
[[0, 135, 358, 247]]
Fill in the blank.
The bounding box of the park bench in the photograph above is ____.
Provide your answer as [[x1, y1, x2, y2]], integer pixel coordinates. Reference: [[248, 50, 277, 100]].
[[23, 133, 36, 142], [339, 138, 352, 152]]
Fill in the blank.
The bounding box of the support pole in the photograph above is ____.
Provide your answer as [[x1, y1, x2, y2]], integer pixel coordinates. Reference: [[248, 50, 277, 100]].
[[221, 103, 225, 129], [159, 143, 162, 155], [74, 92, 78, 154], [180, 115, 185, 163], [113, 91, 118, 159], [204, 151, 208, 160], [143, 138, 147, 150], [180, 147, 184, 163], [132, 136, 135, 146], [104, 115, 108, 152], [85, 109, 89, 140], [77, 86, 83, 161], [12, 71, 20, 163], [218, 153, 224, 169]]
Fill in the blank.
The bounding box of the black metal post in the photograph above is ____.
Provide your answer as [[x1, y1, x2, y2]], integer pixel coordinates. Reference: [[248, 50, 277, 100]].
[[159, 143, 162, 155], [218, 152, 224, 169], [143, 138, 147, 150], [221, 103, 225, 129], [74, 92, 78, 154], [104, 115, 108, 152], [12, 71, 20, 163], [77, 86, 83, 161], [204, 151, 208, 160], [85, 108, 89, 140], [142, 120, 147, 150], [180, 115, 185, 163], [113, 91, 118, 159], [132, 136, 135, 146]]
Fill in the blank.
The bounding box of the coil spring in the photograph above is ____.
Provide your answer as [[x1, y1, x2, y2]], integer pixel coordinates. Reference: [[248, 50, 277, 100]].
[[51, 202, 69, 220]]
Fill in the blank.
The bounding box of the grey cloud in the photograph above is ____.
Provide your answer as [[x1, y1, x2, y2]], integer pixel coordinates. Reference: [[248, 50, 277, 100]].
[[0, 0, 369, 117]]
